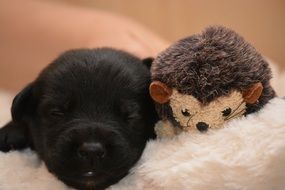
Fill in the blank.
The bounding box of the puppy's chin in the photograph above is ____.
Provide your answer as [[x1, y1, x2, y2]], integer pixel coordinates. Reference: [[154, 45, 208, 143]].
[[57, 170, 128, 190], [47, 153, 136, 190]]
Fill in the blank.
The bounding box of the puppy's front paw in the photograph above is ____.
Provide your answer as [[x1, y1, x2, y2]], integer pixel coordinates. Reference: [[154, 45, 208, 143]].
[[0, 121, 29, 152]]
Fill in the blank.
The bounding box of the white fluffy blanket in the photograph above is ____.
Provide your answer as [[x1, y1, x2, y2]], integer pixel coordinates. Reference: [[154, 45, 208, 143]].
[[0, 65, 285, 190], [112, 97, 285, 190], [1, 95, 285, 190]]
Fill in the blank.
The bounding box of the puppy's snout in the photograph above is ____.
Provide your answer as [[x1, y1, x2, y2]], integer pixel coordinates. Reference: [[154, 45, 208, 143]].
[[196, 122, 209, 132], [77, 142, 106, 161]]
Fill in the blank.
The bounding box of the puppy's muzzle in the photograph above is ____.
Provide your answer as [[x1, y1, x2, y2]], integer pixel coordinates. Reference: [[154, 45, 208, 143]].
[[77, 142, 106, 161], [59, 120, 124, 166]]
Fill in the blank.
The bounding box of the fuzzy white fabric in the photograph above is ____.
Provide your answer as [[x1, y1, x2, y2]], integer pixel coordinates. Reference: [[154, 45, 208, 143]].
[[111, 97, 285, 190], [0, 64, 285, 190], [1, 96, 285, 190]]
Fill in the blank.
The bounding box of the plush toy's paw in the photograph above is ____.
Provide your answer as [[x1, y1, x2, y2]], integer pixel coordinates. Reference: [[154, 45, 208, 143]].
[[0, 121, 29, 152]]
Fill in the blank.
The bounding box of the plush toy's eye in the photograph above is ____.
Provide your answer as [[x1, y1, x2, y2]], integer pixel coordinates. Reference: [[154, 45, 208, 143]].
[[181, 108, 191, 117], [222, 107, 232, 117]]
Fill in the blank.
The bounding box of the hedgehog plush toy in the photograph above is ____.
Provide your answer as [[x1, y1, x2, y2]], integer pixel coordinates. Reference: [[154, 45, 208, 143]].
[[150, 26, 276, 137]]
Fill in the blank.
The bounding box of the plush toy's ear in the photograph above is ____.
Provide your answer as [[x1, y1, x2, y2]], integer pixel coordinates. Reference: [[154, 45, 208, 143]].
[[142, 57, 154, 69], [149, 81, 173, 104], [242, 82, 263, 104]]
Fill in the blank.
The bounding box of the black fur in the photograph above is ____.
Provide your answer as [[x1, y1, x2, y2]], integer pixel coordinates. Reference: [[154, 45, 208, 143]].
[[0, 48, 158, 190]]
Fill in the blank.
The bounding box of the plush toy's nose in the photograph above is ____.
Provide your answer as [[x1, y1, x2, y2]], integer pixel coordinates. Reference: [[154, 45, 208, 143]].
[[196, 122, 209, 132]]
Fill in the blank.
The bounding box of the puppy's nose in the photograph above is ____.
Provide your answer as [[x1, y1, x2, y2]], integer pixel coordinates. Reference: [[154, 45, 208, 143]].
[[78, 142, 106, 160], [196, 122, 209, 132]]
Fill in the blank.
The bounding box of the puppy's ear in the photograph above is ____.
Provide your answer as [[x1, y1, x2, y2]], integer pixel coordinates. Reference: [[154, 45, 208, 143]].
[[11, 83, 35, 122], [142, 57, 154, 69], [0, 83, 34, 152]]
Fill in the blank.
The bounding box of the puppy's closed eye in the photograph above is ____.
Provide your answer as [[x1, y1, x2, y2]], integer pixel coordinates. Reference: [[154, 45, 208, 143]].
[[38, 98, 71, 120], [38, 104, 65, 121], [120, 102, 141, 123], [49, 108, 65, 118], [126, 111, 140, 122]]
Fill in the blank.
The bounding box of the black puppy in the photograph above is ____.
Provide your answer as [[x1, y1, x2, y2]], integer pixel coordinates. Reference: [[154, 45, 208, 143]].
[[0, 48, 157, 190]]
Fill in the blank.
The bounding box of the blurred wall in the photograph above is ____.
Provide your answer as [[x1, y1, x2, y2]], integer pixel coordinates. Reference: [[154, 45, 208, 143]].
[[59, 0, 285, 67]]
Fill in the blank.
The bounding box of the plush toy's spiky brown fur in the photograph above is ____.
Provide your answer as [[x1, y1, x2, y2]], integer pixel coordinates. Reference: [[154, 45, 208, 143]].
[[151, 26, 276, 118]]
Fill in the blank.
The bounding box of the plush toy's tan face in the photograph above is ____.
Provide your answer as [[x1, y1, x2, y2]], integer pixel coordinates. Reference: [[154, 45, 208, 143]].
[[169, 90, 246, 132], [150, 81, 263, 133]]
